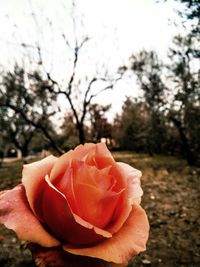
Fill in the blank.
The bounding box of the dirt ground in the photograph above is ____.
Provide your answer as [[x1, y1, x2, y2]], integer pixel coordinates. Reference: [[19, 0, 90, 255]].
[[0, 152, 200, 267]]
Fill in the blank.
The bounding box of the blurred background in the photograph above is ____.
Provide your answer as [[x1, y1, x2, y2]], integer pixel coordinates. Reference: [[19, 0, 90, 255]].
[[0, 0, 199, 266]]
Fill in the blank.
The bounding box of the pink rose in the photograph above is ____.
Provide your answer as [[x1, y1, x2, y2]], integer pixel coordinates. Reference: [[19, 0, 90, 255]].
[[0, 143, 149, 264]]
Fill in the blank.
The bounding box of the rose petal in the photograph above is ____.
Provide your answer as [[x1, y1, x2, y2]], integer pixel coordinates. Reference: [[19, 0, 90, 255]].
[[50, 144, 96, 181], [72, 143, 114, 168], [83, 143, 115, 169], [41, 175, 112, 245], [105, 192, 132, 234], [70, 164, 112, 190], [73, 182, 123, 228], [63, 204, 149, 264], [50, 143, 114, 182], [104, 163, 143, 234], [95, 143, 114, 159], [73, 143, 96, 160], [94, 143, 115, 168], [22, 155, 58, 216], [29, 244, 125, 267], [117, 162, 143, 204], [53, 167, 79, 214], [49, 150, 74, 182], [0, 184, 60, 247]]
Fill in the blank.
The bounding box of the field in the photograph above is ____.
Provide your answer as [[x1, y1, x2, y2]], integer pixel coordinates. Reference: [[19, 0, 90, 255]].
[[0, 152, 200, 267]]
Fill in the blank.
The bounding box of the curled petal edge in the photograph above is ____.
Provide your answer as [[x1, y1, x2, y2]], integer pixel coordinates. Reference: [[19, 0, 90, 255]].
[[45, 175, 112, 239], [117, 162, 143, 205], [22, 155, 58, 215], [63, 204, 149, 264], [0, 184, 60, 247]]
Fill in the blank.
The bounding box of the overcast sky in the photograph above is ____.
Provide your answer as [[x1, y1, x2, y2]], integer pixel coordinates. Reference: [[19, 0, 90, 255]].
[[0, 0, 184, 121]]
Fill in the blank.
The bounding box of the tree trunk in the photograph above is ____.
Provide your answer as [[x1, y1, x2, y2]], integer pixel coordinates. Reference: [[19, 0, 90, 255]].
[[21, 146, 29, 158], [77, 123, 85, 144], [170, 117, 195, 165], [0, 150, 3, 168]]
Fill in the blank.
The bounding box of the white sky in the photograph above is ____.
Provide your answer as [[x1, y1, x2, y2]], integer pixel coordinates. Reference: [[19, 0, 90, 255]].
[[0, 0, 184, 122]]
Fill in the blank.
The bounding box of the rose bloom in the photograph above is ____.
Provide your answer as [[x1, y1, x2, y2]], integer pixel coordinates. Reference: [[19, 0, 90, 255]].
[[0, 143, 149, 265]]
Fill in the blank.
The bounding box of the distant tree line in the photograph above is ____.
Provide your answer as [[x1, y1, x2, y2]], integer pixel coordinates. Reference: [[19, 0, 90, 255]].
[[0, 0, 199, 165]]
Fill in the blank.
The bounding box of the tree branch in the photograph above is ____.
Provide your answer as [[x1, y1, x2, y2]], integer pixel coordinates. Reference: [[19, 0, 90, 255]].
[[1, 102, 63, 155]]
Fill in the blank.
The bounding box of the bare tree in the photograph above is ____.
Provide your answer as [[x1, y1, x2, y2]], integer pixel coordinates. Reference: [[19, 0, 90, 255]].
[[1, 0, 122, 149], [26, 0, 122, 144]]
